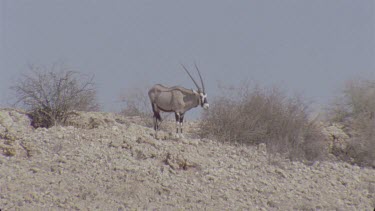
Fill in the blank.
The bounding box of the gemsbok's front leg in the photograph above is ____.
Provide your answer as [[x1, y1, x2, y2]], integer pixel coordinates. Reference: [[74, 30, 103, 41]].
[[174, 112, 185, 138]]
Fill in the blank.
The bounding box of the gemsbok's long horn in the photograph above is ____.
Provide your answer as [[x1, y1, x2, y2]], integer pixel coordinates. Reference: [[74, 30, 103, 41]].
[[181, 64, 201, 90], [194, 63, 205, 93]]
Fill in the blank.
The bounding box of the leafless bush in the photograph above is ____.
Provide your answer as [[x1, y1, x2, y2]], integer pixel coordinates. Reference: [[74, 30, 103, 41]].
[[119, 87, 151, 117], [119, 87, 153, 127], [329, 79, 375, 167], [11, 64, 99, 128], [200, 83, 326, 161]]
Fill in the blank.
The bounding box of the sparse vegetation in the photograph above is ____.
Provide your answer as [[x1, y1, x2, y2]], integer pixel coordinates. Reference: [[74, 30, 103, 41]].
[[200, 83, 327, 161], [329, 79, 375, 167], [11, 64, 99, 128], [120, 87, 151, 118], [119, 86, 153, 127]]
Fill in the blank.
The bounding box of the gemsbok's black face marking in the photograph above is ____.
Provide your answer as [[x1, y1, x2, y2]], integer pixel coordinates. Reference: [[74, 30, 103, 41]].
[[200, 92, 209, 109], [148, 64, 208, 138]]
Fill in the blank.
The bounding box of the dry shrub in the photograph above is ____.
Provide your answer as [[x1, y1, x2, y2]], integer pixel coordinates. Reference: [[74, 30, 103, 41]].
[[120, 87, 151, 117], [200, 84, 326, 161], [11, 64, 99, 128], [329, 79, 375, 167], [119, 86, 153, 127]]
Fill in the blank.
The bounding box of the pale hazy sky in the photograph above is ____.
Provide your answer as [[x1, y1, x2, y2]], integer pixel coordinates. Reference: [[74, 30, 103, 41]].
[[1, 1, 374, 115]]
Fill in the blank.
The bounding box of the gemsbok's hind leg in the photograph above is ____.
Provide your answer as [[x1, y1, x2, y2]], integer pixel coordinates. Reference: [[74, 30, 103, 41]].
[[179, 114, 185, 138], [153, 116, 157, 130], [152, 115, 158, 139], [175, 113, 181, 138], [152, 103, 161, 131], [152, 111, 161, 139]]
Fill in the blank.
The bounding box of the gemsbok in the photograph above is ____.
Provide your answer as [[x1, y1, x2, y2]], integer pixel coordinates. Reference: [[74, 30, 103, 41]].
[[148, 64, 209, 138]]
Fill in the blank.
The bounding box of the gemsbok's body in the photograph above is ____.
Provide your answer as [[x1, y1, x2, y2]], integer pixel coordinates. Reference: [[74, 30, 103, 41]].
[[148, 64, 209, 138]]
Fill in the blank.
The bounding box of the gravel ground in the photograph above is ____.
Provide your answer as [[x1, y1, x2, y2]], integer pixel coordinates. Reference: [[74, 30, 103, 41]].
[[0, 109, 374, 210]]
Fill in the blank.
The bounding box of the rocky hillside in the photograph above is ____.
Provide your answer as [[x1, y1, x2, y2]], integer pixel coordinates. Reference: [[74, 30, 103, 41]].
[[0, 109, 374, 210]]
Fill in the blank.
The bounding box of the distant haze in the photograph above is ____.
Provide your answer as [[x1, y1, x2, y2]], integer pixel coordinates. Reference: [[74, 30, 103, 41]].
[[1, 1, 374, 117]]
